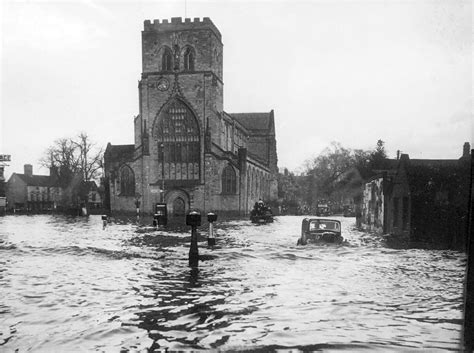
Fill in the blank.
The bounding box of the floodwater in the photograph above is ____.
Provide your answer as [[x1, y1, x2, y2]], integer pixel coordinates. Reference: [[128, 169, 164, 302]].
[[0, 215, 466, 352]]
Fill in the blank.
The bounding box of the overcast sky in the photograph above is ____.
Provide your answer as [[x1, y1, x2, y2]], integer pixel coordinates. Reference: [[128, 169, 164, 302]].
[[1, 0, 472, 178]]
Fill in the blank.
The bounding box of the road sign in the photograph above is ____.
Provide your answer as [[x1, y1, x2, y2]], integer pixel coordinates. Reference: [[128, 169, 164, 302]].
[[0, 155, 11, 162]]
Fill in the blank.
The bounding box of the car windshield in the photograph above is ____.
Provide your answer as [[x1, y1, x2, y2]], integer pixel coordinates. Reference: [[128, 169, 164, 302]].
[[309, 220, 339, 231]]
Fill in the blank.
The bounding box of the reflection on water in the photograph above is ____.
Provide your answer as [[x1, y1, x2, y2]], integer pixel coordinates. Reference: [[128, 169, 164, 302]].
[[0, 215, 466, 351]]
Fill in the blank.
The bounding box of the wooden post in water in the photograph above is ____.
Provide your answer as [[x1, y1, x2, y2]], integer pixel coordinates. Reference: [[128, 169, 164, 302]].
[[463, 150, 473, 352]]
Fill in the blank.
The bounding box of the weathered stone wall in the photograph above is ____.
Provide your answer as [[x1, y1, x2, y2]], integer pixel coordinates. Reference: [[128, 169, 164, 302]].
[[388, 163, 411, 238], [108, 159, 140, 212], [204, 154, 241, 212], [361, 177, 385, 234], [142, 18, 222, 80], [245, 161, 272, 211]]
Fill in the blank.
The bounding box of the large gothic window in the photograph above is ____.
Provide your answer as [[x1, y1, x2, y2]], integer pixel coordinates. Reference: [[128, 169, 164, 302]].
[[222, 165, 236, 194], [119, 165, 135, 196], [162, 48, 172, 71], [156, 100, 200, 181], [183, 47, 195, 71]]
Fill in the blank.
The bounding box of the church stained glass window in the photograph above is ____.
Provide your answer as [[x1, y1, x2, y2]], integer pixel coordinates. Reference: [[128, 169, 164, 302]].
[[157, 100, 200, 181]]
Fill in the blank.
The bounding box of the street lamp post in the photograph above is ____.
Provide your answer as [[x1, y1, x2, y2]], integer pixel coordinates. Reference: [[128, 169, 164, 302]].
[[161, 143, 165, 203]]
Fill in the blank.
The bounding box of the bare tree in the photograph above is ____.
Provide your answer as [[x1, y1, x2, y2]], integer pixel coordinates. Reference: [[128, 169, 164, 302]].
[[72, 132, 104, 182], [41, 138, 80, 187], [41, 132, 103, 183], [40, 133, 103, 211]]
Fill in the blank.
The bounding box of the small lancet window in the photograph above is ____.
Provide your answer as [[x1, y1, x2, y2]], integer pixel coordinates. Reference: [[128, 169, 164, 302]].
[[162, 48, 172, 71], [184, 47, 195, 71]]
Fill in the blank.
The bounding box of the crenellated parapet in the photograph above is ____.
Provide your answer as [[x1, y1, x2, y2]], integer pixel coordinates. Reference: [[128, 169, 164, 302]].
[[144, 17, 221, 41]]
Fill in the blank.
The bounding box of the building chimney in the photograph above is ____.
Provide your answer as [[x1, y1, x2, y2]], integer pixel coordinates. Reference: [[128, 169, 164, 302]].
[[24, 164, 33, 177], [396, 150, 400, 160], [463, 142, 470, 158]]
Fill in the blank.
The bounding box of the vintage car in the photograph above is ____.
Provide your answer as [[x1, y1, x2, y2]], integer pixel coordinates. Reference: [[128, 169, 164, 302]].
[[343, 205, 356, 217], [250, 201, 274, 224], [315, 203, 332, 217], [297, 218, 343, 245]]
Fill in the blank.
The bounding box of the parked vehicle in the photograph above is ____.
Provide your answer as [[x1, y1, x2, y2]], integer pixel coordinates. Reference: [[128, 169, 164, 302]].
[[315, 203, 331, 217], [250, 200, 274, 224], [297, 218, 343, 245], [343, 205, 355, 217]]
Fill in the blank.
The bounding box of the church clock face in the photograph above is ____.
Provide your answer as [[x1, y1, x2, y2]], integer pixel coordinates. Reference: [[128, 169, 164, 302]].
[[157, 78, 169, 91]]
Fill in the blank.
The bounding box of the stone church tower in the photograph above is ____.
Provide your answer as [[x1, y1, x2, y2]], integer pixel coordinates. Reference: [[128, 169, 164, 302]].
[[104, 17, 278, 216]]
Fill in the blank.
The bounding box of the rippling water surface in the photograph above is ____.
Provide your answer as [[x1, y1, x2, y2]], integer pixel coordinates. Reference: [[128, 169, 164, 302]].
[[0, 215, 466, 351]]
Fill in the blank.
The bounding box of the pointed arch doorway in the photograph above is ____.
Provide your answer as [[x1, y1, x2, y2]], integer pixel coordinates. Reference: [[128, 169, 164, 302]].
[[166, 189, 190, 218]]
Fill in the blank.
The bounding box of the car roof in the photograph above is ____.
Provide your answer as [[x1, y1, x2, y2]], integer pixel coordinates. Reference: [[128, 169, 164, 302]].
[[304, 218, 341, 223]]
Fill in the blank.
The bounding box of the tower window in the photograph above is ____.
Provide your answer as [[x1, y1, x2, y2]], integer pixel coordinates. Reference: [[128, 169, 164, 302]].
[[222, 165, 236, 194], [119, 165, 135, 196], [162, 48, 172, 71], [184, 47, 195, 71]]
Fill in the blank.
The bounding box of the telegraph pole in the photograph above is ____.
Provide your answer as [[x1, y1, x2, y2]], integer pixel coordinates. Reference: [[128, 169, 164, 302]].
[[0, 154, 11, 215]]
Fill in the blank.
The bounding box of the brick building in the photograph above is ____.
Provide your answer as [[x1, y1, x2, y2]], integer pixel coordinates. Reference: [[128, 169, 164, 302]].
[[6, 164, 103, 213], [5, 164, 62, 212], [104, 17, 278, 216]]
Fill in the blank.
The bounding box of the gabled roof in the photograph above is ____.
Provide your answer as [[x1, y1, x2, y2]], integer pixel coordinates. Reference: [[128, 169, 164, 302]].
[[227, 111, 274, 134], [408, 159, 460, 168], [374, 158, 399, 171], [13, 173, 55, 187], [104, 143, 135, 163], [398, 154, 468, 193]]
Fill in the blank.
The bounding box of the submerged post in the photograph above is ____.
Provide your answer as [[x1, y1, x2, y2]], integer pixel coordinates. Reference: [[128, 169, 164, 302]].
[[186, 210, 201, 267], [463, 150, 473, 351], [207, 212, 217, 246], [101, 215, 108, 230], [135, 197, 141, 223]]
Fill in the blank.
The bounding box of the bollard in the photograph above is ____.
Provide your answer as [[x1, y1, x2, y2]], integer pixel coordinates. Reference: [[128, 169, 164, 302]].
[[207, 212, 217, 246], [101, 215, 108, 230], [186, 211, 201, 267], [135, 198, 141, 224]]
